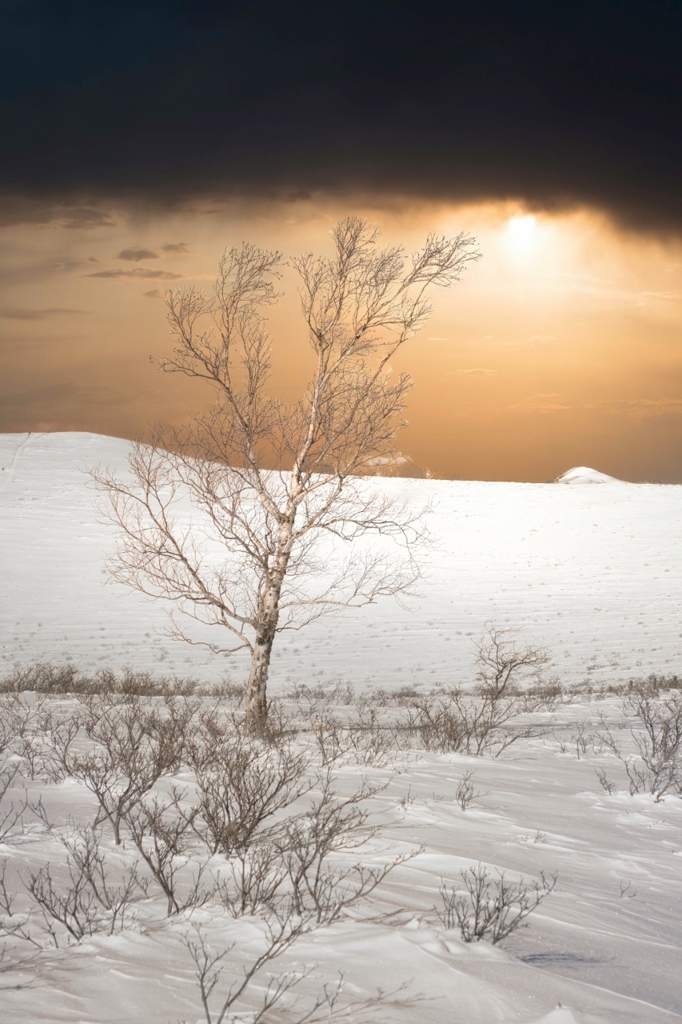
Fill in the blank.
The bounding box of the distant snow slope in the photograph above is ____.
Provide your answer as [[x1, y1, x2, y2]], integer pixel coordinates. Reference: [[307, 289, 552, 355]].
[[556, 466, 626, 485], [2, 431, 681, 688]]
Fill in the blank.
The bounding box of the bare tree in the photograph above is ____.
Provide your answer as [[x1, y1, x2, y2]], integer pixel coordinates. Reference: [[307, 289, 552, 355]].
[[94, 217, 479, 731], [474, 623, 549, 699]]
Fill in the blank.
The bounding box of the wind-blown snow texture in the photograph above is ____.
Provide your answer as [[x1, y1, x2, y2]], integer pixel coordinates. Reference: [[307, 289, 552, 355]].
[[2, 431, 681, 689]]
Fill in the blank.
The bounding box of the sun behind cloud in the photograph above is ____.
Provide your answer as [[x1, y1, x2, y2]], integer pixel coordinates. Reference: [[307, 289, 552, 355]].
[[506, 214, 538, 259]]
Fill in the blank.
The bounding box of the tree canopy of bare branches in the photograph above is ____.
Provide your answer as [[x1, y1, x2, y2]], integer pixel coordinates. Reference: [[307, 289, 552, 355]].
[[94, 217, 480, 730]]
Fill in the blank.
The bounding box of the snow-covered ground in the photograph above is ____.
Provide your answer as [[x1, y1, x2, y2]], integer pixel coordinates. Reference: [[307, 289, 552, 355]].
[[1, 432, 681, 1024], [1, 689, 681, 1024], [2, 431, 681, 690]]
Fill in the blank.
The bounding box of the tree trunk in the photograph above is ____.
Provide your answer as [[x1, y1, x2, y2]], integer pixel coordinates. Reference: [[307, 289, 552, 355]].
[[245, 624, 276, 733], [244, 516, 296, 733]]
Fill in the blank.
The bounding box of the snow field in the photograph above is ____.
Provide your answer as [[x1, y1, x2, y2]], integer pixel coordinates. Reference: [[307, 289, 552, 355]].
[[0, 689, 680, 1023], [2, 431, 682, 690], [1, 431, 682, 1022]]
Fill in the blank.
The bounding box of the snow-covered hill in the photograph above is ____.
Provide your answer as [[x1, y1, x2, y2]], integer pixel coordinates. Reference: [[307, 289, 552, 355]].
[[2, 431, 681, 688]]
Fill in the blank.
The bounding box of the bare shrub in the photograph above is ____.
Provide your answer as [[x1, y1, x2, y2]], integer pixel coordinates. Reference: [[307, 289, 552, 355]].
[[407, 694, 466, 753], [285, 681, 358, 708], [0, 707, 13, 759], [409, 688, 533, 757], [60, 826, 148, 930], [0, 663, 199, 697], [0, 663, 82, 695], [0, 695, 32, 753], [344, 708, 407, 767], [621, 688, 682, 799], [0, 699, 36, 836], [0, 764, 27, 843], [595, 767, 617, 795], [437, 864, 557, 944], [184, 917, 313, 1024], [0, 694, 57, 780], [188, 715, 311, 856], [24, 826, 147, 944], [309, 708, 406, 768], [521, 679, 568, 712], [124, 790, 210, 915], [51, 695, 192, 843], [627, 674, 682, 695], [455, 770, 487, 811], [560, 719, 592, 760], [183, 919, 416, 1024], [595, 688, 682, 800], [409, 626, 549, 757], [0, 859, 43, 950], [25, 860, 100, 944], [583, 673, 682, 701], [94, 667, 199, 697], [189, 723, 409, 923], [309, 713, 354, 767], [204, 771, 408, 923], [475, 625, 549, 697], [280, 771, 412, 925], [213, 842, 289, 918], [205, 679, 247, 704]]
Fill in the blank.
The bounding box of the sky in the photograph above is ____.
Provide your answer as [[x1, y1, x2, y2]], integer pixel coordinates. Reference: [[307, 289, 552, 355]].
[[1, 0, 681, 482]]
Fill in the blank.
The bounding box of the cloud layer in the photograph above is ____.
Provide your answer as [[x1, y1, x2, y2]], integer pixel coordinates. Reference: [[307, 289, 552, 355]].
[[85, 268, 182, 280], [1, 1, 680, 232]]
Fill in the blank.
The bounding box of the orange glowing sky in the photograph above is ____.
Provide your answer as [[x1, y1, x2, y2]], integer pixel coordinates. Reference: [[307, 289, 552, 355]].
[[1, 196, 682, 482]]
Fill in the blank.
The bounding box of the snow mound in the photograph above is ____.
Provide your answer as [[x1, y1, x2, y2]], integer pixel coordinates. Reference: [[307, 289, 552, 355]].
[[555, 466, 626, 485]]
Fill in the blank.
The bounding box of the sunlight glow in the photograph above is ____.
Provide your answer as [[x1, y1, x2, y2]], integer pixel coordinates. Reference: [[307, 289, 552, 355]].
[[507, 214, 537, 254]]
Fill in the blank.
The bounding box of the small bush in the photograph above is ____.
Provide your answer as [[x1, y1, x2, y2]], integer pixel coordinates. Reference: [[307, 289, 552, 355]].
[[406, 626, 549, 756], [622, 688, 682, 798], [23, 826, 147, 944], [50, 695, 193, 843], [437, 863, 557, 944], [595, 686, 682, 799], [455, 770, 487, 811]]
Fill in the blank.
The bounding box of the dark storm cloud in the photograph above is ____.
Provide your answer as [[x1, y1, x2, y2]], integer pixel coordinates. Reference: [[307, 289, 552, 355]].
[[0, 197, 116, 230], [1, 1, 681, 232], [56, 208, 117, 229]]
